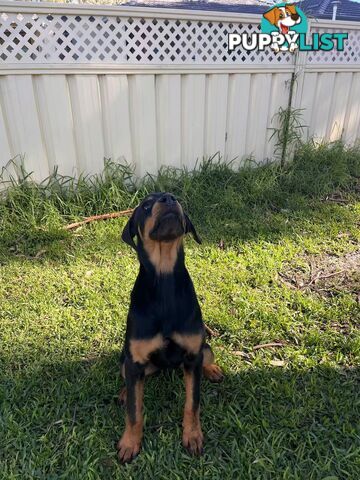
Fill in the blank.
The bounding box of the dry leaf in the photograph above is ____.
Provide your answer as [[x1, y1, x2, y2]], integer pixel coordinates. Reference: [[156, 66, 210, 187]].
[[233, 351, 250, 359], [270, 359, 285, 367]]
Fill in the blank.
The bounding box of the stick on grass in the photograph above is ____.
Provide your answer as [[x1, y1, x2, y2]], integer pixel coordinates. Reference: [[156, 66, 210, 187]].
[[253, 342, 285, 350], [64, 209, 134, 231]]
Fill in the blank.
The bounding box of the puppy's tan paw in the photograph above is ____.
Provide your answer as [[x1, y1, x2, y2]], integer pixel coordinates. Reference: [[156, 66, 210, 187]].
[[117, 433, 141, 464], [182, 428, 204, 456], [203, 364, 224, 383]]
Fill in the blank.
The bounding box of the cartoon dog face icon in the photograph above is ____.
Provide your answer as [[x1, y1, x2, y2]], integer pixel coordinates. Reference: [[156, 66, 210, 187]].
[[263, 4, 301, 35]]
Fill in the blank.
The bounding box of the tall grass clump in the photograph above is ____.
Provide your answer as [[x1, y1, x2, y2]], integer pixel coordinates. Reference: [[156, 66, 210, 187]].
[[0, 141, 359, 254]]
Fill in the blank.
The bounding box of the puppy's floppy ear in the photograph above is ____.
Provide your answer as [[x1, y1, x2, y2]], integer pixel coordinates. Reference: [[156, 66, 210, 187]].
[[184, 213, 202, 244], [122, 208, 138, 250], [286, 4, 297, 14], [263, 8, 277, 25]]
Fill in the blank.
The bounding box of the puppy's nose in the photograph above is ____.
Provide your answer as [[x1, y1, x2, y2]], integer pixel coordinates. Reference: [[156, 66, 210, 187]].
[[159, 193, 176, 205], [291, 13, 299, 20]]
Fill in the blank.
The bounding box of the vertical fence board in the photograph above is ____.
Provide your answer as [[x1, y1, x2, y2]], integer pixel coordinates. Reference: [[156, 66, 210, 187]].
[[156, 75, 181, 168], [0, 75, 49, 182], [246, 73, 272, 162], [99, 75, 132, 165], [0, 100, 11, 170], [344, 72, 360, 145], [299, 72, 318, 141], [35, 75, 77, 176], [181, 74, 206, 169], [225, 73, 251, 165], [129, 75, 157, 177], [68, 75, 105, 175], [310, 73, 336, 142], [204, 74, 229, 158], [326, 72, 353, 142]]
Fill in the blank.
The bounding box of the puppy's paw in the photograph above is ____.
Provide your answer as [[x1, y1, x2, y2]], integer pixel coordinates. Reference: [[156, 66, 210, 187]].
[[182, 428, 204, 456], [117, 433, 141, 464], [203, 364, 224, 383]]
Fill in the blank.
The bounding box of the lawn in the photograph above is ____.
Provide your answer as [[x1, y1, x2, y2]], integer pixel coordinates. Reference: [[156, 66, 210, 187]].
[[0, 143, 360, 479]]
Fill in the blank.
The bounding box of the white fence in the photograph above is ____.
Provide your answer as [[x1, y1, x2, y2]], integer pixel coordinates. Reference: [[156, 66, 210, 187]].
[[0, 1, 360, 181]]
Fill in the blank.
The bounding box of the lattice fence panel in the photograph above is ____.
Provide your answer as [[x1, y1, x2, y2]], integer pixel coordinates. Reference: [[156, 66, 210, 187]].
[[124, 17, 293, 64], [0, 10, 292, 65], [0, 9, 357, 65], [307, 26, 360, 64], [0, 12, 126, 63]]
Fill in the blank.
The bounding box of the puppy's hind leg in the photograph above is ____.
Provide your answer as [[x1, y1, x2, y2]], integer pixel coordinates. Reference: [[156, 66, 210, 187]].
[[202, 344, 224, 383]]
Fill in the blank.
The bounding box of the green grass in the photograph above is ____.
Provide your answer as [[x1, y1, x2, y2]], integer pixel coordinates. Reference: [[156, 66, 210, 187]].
[[1, 142, 360, 479]]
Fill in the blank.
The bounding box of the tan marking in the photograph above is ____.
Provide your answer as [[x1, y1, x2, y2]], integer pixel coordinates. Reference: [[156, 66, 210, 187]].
[[144, 363, 159, 376], [203, 364, 224, 383], [117, 379, 144, 463], [141, 200, 184, 274], [121, 361, 158, 380], [172, 332, 203, 355], [118, 386, 127, 405], [182, 370, 203, 455], [202, 346, 214, 366], [184, 369, 194, 413], [142, 201, 161, 240], [129, 334, 164, 364], [145, 237, 183, 274]]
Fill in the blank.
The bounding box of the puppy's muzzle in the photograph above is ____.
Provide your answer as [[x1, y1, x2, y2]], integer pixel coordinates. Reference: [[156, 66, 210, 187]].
[[150, 197, 185, 241]]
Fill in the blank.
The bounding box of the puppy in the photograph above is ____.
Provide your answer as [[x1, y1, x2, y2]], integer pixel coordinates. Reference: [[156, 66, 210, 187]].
[[117, 192, 223, 463], [263, 4, 301, 35]]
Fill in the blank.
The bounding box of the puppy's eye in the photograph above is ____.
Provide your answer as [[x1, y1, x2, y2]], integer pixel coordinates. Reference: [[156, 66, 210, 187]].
[[279, 13, 284, 18], [143, 202, 152, 211]]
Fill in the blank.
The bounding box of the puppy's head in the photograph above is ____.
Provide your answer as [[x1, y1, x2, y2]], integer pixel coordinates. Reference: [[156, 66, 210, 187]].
[[263, 5, 301, 34], [122, 193, 201, 252]]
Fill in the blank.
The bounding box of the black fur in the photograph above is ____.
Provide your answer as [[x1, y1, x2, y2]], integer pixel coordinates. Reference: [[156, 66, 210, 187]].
[[121, 193, 204, 360], [118, 192, 215, 463]]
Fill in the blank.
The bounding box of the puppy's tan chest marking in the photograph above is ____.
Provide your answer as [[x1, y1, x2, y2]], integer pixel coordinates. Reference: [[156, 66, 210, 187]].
[[130, 334, 164, 364], [142, 235, 183, 275], [172, 333, 203, 355]]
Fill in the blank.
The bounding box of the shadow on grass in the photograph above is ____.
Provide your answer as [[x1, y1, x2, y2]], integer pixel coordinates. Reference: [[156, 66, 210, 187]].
[[1, 350, 359, 479]]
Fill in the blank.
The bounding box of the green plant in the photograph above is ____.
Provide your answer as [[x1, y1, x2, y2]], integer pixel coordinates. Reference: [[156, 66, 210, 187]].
[[270, 106, 306, 166]]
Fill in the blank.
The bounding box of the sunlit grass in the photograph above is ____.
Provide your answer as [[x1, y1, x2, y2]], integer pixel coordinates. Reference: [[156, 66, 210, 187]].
[[1, 142, 359, 479]]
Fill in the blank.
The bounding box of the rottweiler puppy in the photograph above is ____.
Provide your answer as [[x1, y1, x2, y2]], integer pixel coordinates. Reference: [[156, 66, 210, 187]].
[[117, 192, 223, 463]]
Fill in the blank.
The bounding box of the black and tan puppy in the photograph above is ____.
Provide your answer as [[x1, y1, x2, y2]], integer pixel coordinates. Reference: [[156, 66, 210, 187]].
[[117, 192, 223, 463]]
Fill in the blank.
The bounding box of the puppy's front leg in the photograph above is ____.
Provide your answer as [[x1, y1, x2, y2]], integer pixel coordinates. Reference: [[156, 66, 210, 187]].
[[117, 357, 144, 463], [182, 352, 204, 455]]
